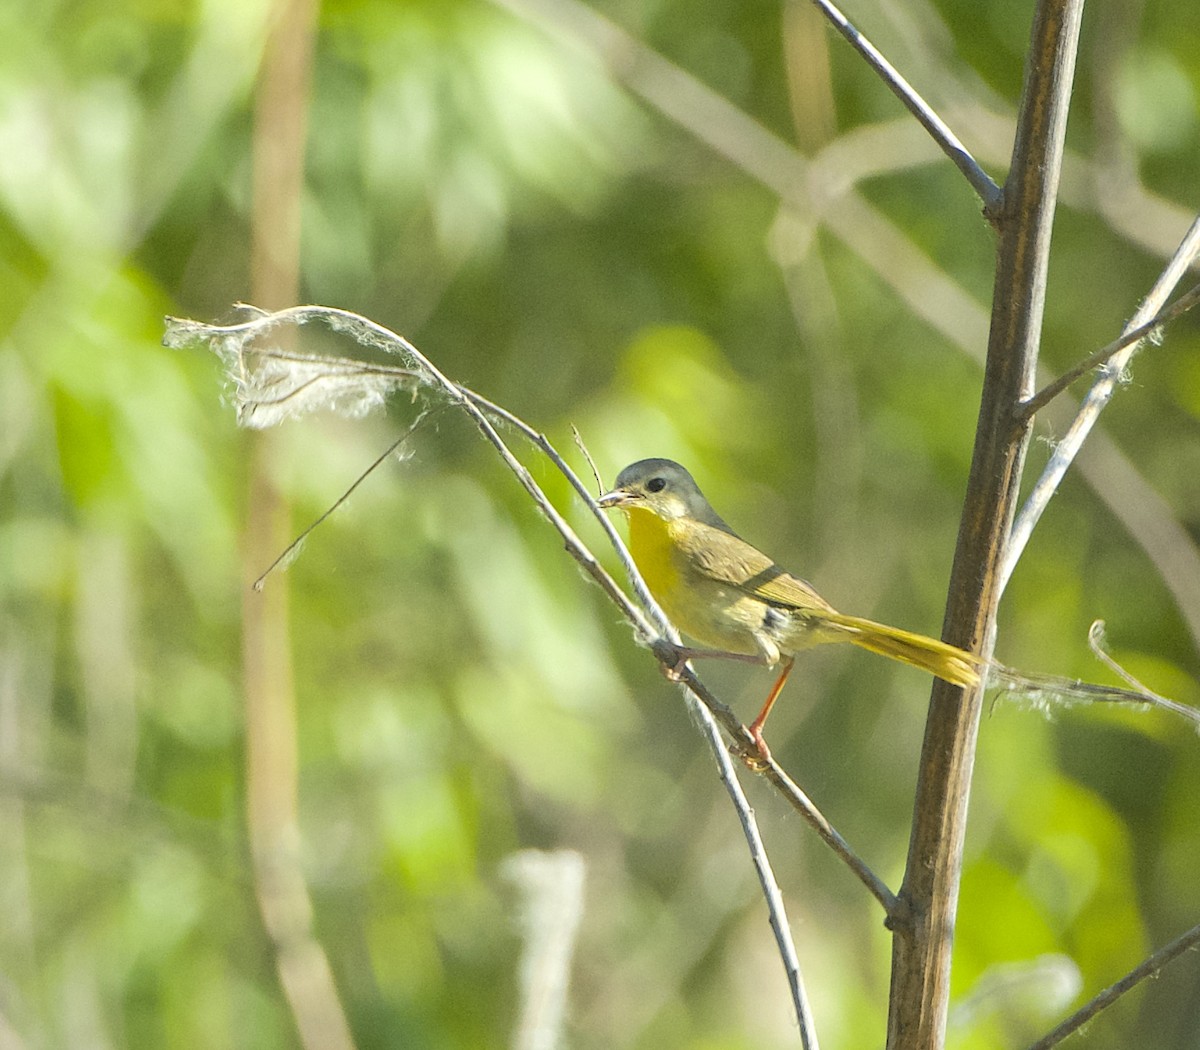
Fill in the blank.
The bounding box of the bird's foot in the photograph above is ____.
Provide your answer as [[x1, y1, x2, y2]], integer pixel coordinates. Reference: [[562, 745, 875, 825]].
[[650, 639, 689, 680], [732, 726, 773, 772], [750, 725, 773, 768], [651, 639, 719, 680]]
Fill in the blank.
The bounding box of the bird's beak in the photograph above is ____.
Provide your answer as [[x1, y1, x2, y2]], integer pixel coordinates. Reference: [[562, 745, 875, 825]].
[[597, 487, 633, 509]]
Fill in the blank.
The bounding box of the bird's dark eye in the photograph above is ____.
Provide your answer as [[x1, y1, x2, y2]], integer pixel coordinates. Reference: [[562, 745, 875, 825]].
[[646, 477, 666, 493]]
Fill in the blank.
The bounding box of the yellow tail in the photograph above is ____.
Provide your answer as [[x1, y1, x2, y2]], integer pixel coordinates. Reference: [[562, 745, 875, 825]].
[[829, 614, 983, 687]]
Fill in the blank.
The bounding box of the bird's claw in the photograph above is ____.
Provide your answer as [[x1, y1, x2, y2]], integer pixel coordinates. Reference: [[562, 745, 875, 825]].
[[732, 729, 773, 772], [664, 658, 689, 682], [651, 639, 691, 681]]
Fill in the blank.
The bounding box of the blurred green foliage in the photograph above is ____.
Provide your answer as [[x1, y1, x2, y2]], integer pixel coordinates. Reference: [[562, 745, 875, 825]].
[[2, 0, 1199, 1047]]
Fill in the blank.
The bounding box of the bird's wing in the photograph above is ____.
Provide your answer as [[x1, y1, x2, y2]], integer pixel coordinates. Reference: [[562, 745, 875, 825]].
[[672, 520, 836, 613]]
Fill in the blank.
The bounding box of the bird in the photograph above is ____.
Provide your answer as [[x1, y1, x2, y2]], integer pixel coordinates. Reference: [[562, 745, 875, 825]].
[[597, 458, 983, 755]]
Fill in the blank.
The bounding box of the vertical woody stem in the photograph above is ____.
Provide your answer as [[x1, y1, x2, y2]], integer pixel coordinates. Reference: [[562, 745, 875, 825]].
[[885, 2, 1085, 1047]]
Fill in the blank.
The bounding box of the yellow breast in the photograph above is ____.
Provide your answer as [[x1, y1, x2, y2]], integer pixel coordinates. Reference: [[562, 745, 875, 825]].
[[626, 507, 682, 604], [624, 509, 763, 656]]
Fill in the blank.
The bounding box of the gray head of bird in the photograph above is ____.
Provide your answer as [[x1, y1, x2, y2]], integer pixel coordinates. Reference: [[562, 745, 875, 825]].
[[597, 458, 730, 528]]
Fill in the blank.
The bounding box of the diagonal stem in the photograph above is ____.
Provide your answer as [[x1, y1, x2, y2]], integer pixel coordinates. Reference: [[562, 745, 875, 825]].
[[1019, 280, 1200, 420], [1025, 921, 1200, 1050], [167, 304, 873, 1039], [693, 694, 821, 1050], [800, 0, 1002, 212], [1003, 216, 1200, 591]]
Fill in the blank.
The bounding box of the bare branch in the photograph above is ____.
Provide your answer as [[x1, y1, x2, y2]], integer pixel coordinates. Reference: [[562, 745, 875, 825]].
[[571, 425, 604, 495], [166, 305, 657, 638], [692, 693, 821, 1049], [252, 412, 438, 591], [1025, 922, 1200, 1050], [169, 306, 901, 913], [1003, 215, 1200, 591], [755, 746, 898, 914], [166, 304, 899, 1038], [799, 0, 1002, 212], [1020, 281, 1200, 419]]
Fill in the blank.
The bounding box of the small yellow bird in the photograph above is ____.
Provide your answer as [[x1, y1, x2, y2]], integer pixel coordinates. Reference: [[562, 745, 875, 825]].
[[598, 458, 983, 753]]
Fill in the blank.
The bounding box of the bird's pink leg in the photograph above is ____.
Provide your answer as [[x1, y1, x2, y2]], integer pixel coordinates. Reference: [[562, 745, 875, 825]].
[[747, 656, 795, 761], [660, 644, 767, 680]]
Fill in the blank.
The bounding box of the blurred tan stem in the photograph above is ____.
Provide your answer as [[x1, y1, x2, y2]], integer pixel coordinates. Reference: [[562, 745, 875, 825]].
[[504, 851, 587, 1050], [245, 0, 357, 1047]]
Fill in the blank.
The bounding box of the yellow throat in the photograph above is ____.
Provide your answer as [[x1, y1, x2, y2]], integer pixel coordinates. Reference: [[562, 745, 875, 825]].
[[624, 505, 682, 604]]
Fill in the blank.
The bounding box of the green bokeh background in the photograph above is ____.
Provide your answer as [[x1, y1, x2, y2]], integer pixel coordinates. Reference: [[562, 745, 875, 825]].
[[2, 0, 1199, 1047]]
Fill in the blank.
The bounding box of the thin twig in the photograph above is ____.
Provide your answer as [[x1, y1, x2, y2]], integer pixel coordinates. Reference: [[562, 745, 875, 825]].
[[664, 663, 897, 913], [757, 747, 899, 914], [1083, 620, 1200, 727], [452, 385, 903, 909], [1024, 921, 1200, 1050], [253, 410, 438, 590], [166, 305, 906, 915], [571, 424, 604, 495], [167, 305, 894, 1036], [801, 0, 1002, 213], [1020, 281, 1200, 419], [700, 696, 820, 1041], [693, 693, 820, 1050], [1002, 215, 1200, 592], [169, 304, 655, 635]]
